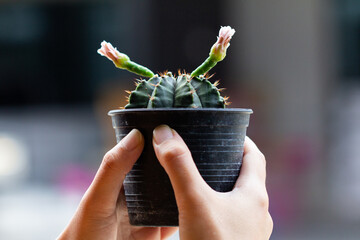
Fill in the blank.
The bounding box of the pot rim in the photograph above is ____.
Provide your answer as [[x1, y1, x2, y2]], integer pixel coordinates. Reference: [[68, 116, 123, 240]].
[[108, 108, 253, 116]]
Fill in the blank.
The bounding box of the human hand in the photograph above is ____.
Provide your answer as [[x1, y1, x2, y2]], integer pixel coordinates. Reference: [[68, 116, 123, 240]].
[[153, 125, 273, 240], [58, 129, 178, 240]]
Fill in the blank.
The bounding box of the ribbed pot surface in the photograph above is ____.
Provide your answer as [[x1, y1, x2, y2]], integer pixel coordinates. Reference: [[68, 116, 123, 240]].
[[109, 108, 252, 226]]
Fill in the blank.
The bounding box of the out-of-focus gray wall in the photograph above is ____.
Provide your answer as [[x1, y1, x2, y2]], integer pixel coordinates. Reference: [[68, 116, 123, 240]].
[[228, 0, 360, 238]]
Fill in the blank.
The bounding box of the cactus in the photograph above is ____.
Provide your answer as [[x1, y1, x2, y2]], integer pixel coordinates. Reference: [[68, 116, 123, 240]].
[[97, 26, 235, 109]]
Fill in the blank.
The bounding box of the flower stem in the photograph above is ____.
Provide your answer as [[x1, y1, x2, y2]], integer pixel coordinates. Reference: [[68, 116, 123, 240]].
[[190, 26, 235, 78], [123, 61, 154, 78], [190, 57, 217, 78]]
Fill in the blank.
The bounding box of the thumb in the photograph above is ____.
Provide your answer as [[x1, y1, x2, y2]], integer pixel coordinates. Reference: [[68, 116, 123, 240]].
[[152, 125, 210, 206], [83, 129, 144, 209]]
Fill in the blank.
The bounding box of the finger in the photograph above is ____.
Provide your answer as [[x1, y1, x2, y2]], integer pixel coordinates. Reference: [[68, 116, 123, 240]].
[[83, 129, 144, 209], [152, 125, 210, 204], [234, 136, 267, 189], [128, 227, 178, 240], [161, 227, 179, 239]]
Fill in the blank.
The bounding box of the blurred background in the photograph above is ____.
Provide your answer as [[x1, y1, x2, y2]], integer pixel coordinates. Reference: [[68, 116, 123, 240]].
[[0, 0, 359, 239]]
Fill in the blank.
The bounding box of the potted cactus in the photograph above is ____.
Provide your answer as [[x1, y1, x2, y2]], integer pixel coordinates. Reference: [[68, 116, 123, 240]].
[[98, 26, 252, 226]]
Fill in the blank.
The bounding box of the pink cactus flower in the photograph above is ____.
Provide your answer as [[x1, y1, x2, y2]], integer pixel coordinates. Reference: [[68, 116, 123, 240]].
[[210, 26, 235, 62], [97, 41, 129, 69]]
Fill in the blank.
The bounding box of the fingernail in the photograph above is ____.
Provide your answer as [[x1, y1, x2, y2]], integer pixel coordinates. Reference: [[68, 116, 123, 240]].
[[153, 125, 174, 144], [121, 129, 143, 151]]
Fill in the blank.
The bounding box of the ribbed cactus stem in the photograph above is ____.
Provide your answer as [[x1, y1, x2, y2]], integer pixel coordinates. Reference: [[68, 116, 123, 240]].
[[125, 72, 227, 109], [191, 26, 235, 77]]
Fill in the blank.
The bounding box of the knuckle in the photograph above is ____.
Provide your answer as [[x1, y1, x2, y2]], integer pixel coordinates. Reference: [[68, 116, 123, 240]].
[[102, 143, 128, 171], [258, 152, 266, 165], [267, 213, 274, 228], [264, 212, 274, 237], [159, 141, 187, 162], [246, 185, 269, 210], [102, 150, 119, 171], [256, 191, 270, 210]]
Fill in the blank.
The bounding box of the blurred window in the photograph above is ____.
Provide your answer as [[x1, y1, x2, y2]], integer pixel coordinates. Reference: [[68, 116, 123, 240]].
[[337, 0, 360, 80]]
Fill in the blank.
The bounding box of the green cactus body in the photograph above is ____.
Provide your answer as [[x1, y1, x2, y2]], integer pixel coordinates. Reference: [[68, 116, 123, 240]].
[[190, 76, 225, 108], [125, 73, 226, 109], [98, 26, 235, 109]]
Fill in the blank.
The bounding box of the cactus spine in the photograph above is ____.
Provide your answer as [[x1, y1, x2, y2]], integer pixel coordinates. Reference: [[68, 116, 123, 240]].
[[97, 26, 235, 109]]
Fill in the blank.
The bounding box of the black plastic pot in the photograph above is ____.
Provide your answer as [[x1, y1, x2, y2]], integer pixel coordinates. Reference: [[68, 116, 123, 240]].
[[108, 108, 252, 226]]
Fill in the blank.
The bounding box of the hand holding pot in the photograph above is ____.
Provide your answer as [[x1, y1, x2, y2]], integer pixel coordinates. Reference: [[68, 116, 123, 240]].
[[153, 125, 273, 240], [58, 129, 178, 240]]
